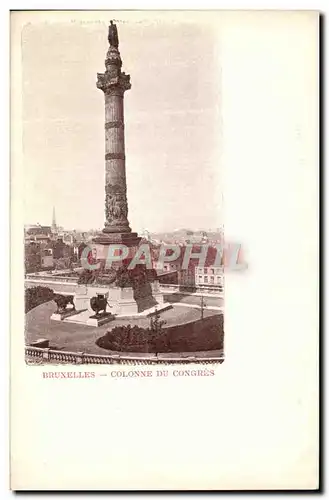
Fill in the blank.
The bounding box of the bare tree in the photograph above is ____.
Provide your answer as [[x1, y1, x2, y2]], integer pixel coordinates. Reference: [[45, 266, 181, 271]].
[[150, 307, 166, 334], [200, 295, 207, 320]]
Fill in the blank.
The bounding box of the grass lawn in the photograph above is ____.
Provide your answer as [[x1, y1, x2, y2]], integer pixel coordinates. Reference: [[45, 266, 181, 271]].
[[25, 300, 224, 354]]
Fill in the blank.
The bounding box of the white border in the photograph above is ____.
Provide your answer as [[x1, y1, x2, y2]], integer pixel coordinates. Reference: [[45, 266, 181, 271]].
[[5, 3, 324, 496]]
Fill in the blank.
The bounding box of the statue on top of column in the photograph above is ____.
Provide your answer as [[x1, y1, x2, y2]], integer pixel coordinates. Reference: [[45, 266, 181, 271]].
[[108, 20, 119, 48]]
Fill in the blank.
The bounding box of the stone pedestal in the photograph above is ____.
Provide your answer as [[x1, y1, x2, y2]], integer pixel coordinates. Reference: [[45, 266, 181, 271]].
[[151, 280, 165, 305], [91, 235, 141, 270], [87, 313, 115, 327], [74, 286, 111, 313], [50, 308, 79, 321], [73, 295, 92, 313], [50, 282, 170, 326], [116, 287, 139, 316]]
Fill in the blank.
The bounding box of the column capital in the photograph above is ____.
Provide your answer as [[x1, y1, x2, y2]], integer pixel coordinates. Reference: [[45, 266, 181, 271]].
[[97, 44, 131, 95], [97, 72, 131, 95]]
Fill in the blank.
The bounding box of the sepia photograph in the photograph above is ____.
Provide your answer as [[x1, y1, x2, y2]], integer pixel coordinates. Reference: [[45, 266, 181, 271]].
[[10, 9, 319, 491], [23, 15, 226, 365]]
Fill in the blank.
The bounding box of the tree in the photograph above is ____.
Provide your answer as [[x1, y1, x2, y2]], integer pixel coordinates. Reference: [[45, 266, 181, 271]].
[[78, 242, 88, 259], [54, 257, 70, 270], [78, 268, 95, 284], [200, 295, 207, 320], [150, 307, 166, 334], [25, 243, 41, 273]]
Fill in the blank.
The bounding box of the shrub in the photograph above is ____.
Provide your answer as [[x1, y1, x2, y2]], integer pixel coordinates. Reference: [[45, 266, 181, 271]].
[[96, 314, 224, 353], [97, 324, 151, 352], [78, 269, 95, 284], [25, 286, 54, 313]]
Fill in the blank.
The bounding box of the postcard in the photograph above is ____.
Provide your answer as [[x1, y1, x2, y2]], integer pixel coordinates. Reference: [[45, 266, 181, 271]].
[[10, 10, 319, 490]]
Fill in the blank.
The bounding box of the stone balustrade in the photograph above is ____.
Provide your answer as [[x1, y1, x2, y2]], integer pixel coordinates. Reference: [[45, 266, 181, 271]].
[[25, 346, 224, 365], [25, 274, 80, 283], [159, 283, 223, 295], [25, 275, 224, 297]]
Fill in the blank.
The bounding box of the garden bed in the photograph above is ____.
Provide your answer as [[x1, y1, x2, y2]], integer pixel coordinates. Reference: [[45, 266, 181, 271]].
[[96, 314, 224, 353]]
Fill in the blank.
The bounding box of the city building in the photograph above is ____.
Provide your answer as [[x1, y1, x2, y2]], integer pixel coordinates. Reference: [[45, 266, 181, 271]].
[[51, 238, 72, 260], [195, 266, 224, 287], [40, 248, 54, 269], [24, 224, 52, 244], [178, 268, 196, 287]]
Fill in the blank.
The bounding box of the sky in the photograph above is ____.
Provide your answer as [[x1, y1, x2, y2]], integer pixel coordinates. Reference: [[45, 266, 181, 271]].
[[22, 16, 222, 233]]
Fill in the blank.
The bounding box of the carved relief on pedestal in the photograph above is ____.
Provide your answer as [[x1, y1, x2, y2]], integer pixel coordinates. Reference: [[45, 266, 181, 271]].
[[105, 183, 129, 228]]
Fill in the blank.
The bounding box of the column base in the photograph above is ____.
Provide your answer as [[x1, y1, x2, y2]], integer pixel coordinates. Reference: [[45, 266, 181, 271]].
[[91, 231, 141, 268], [92, 232, 141, 246], [102, 225, 132, 234]]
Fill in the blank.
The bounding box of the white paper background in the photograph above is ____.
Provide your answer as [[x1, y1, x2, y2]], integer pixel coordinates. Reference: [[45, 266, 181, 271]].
[[10, 10, 319, 490]]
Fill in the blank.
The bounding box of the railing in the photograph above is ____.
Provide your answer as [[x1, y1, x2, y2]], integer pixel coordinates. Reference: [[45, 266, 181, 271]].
[[25, 345, 44, 358], [159, 283, 223, 295], [25, 274, 80, 283], [25, 346, 224, 365], [25, 275, 223, 295]]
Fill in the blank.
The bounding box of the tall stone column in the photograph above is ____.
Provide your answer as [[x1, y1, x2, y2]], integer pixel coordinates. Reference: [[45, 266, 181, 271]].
[[93, 21, 140, 254]]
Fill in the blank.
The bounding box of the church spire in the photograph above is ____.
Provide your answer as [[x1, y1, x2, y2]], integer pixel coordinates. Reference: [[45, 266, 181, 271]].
[[52, 206, 57, 232]]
